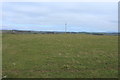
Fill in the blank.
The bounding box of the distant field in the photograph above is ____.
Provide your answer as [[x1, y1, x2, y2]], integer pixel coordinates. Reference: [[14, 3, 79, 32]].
[[2, 34, 118, 78]]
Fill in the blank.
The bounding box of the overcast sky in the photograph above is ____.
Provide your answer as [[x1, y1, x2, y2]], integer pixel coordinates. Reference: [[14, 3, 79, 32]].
[[2, 2, 118, 32]]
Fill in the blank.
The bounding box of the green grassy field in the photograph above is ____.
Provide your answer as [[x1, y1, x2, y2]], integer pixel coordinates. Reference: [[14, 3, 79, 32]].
[[2, 34, 118, 78]]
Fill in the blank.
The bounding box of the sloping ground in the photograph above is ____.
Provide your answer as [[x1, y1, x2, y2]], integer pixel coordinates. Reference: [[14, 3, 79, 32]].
[[2, 34, 118, 78]]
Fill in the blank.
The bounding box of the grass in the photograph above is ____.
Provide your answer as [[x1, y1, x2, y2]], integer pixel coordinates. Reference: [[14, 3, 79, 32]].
[[2, 34, 118, 78]]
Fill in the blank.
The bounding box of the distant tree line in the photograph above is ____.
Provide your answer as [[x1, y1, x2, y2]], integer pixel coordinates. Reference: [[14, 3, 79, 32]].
[[1, 30, 119, 36]]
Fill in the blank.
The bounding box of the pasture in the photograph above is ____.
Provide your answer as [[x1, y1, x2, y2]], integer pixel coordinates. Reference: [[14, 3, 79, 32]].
[[2, 34, 118, 78]]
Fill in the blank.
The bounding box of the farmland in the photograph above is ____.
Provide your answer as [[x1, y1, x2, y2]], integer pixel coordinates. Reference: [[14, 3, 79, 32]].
[[2, 34, 118, 78]]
